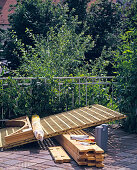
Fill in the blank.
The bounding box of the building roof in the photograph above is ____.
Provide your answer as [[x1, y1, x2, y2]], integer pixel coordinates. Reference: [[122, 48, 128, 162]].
[[0, 0, 16, 25]]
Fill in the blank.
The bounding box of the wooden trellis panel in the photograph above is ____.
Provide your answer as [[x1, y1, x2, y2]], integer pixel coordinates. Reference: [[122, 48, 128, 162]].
[[40, 104, 126, 138], [0, 104, 126, 149]]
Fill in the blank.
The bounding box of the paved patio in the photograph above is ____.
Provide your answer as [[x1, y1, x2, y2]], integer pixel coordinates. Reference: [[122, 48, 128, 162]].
[[0, 125, 137, 170]]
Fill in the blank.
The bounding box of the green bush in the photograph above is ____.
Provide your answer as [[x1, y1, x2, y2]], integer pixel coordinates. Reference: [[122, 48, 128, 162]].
[[0, 77, 113, 119]]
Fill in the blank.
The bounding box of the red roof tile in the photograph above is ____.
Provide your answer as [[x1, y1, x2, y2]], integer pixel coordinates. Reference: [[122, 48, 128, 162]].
[[0, 0, 17, 25]]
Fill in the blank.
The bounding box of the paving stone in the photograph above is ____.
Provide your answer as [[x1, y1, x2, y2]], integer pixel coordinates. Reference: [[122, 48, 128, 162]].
[[4, 166, 21, 170], [28, 158, 46, 163], [16, 161, 37, 168], [0, 158, 11, 163], [3, 159, 23, 166], [36, 154, 53, 160], [3, 153, 23, 159], [19, 168, 31, 170], [1, 126, 137, 170], [118, 157, 137, 164], [0, 152, 12, 157], [15, 150, 31, 156], [43, 160, 61, 167], [39, 150, 49, 154], [28, 164, 52, 170], [45, 167, 67, 170]]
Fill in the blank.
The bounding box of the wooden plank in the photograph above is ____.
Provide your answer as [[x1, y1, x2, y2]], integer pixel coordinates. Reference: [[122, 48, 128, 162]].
[[0, 131, 2, 148], [55, 115, 71, 129], [5, 130, 34, 145], [54, 137, 87, 165], [55, 134, 90, 154], [48, 146, 71, 163], [54, 132, 105, 167], [50, 117, 64, 130], [95, 153, 104, 159], [55, 134, 104, 155], [81, 108, 108, 120], [96, 162, 104, 168], [72, 110, 93, 123]]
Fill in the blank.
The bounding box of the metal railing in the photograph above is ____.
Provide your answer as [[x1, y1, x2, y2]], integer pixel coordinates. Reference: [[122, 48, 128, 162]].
[[0, 76, 116, 120]]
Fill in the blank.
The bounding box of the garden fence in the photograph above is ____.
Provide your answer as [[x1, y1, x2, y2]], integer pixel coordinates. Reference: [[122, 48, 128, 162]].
[[0, 76, 115, 120]]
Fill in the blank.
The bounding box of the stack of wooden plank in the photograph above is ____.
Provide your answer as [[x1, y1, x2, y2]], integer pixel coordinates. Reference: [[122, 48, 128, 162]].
[[55, 131, 104, 167]]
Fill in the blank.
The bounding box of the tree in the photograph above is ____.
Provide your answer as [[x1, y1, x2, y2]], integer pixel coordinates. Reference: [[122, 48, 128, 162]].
[[15, 18, 92, 77], [63, 0, 90, 32], [114, 0, 137, 132], [5, 0, 76, 69], [8, 0, 72, 44], [85, 0, 121, 63]]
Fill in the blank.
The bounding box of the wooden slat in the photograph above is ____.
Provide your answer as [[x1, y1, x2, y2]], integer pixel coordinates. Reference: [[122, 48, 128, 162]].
[[48, 146, 71, 163], [55, 115, 71, 129], [50, 117, 64, 130], [81, 108, 108, 120], [96, 162, 104, 168], [43, 118, 57, 133], [95, 104, 123, 117], [67, 112, 87, 125], [73, 110, 94, 123], [62, 114, 79, 127], [0, 131, 2, 148]]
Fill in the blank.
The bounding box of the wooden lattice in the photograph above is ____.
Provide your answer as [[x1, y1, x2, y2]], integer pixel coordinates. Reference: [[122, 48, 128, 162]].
[[40, 104, 126, 138], [0, 104, 126, 149]]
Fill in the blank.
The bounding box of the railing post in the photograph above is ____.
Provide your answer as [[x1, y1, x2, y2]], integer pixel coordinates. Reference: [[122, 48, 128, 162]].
[[72, 91, 74, 109], [2, 80, 4, 121], [112, 79, 114, 108], [79, 78, 80, 106], [59, 79, 60, 102], [86, 77, 87, 106]]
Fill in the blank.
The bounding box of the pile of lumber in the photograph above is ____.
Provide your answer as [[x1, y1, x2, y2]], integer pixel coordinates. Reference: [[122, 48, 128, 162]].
[[55, 130, 104, 168]]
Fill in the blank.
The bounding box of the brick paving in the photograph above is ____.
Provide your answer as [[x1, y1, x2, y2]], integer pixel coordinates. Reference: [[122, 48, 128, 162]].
[[0, 125, 137, 170]]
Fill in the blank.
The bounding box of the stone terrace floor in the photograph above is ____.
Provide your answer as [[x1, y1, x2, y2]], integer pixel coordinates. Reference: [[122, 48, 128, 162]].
[[0, 125, 137, 170]]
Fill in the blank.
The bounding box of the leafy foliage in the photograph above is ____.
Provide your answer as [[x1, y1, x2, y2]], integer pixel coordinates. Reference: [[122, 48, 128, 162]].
[[63, 0, 90, 33], [114, 30, 137, 132], [0, 77, 112, 119], [9, 0, 69, 43], [85, 0, 121, 64], [15, 18, 93, 77], [112, 0, 137, 132], [5, 0, 74, 69]]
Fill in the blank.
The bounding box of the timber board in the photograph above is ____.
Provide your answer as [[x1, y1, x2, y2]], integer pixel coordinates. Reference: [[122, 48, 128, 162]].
[[48, 146, 71, 163]]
